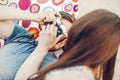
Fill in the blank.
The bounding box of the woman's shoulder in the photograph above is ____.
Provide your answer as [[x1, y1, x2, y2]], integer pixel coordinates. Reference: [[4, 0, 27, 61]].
[[46, 66, 95, 80]]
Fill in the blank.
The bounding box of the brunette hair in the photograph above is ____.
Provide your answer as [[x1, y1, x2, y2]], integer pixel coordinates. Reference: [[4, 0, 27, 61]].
[[59, 11, 76, 23], [28, 9, 120, 80]]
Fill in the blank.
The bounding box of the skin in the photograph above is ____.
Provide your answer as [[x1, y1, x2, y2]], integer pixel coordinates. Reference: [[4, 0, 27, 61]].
[[0, 5, 61, 38], [49, 19, 72, 51], [15, 18, 72, 80], [0, 5, 61, 80]]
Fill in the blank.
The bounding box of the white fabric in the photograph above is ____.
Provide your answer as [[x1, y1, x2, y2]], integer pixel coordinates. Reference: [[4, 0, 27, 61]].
[[46, 66, 95, 80]]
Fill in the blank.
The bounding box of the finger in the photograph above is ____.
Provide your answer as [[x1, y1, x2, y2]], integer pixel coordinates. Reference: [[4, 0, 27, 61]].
[[42, 25, 46, 31], [52, 14, 57, 25], [53, 17, 57, 25], [46, 24, 50, 31], [57, 36, 67, 44], [56, 34, 67, 43], [48, 14, 55, 22], [53, 26, 57, 37], [45, 15, 51, 22], [44, 12, 51, 22], [39, 21, 44, 25], [48, 24, 55, 32], [53, 25, 57, 32]]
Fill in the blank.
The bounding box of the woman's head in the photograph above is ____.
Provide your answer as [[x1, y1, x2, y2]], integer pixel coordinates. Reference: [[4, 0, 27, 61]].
[[60, 9, 120, 80], [28, 9, 120, 80], [62, 9, 120, 67]]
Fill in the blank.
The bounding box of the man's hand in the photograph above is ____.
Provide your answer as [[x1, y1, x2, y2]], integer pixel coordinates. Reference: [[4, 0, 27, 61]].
[[33, 11, 61, 24], [38, 24, 58, 50]]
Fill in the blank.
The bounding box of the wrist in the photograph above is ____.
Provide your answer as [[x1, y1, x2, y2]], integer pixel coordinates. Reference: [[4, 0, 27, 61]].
[[30, 13, 37, 21], [37, 41, 49, 51], [33, 12, 45, 22]]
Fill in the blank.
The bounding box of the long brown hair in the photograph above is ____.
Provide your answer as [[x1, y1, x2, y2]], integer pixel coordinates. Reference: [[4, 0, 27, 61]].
[[28, 9, 120, 80]]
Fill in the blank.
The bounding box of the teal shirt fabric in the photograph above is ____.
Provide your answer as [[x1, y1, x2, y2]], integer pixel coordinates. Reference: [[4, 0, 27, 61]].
[[0, 25, 57, 80]]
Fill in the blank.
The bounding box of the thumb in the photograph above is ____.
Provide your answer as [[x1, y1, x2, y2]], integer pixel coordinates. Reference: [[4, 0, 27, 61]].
[[55, 34, 67, 44]]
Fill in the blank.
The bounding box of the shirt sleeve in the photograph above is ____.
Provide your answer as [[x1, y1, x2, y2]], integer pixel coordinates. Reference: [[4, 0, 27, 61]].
[[40, 53, 57, 69], [5, 24, 31, 44]]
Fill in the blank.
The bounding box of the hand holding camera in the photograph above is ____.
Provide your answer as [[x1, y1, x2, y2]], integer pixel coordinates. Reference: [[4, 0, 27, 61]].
[[34, 11, 61, 24], [44, 17, 67, 36]]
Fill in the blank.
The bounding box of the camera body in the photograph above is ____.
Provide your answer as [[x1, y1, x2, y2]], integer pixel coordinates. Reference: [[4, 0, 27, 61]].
[[44, 17, 67, 36]]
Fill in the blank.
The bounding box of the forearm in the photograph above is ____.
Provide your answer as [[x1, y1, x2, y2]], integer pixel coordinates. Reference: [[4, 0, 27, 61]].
[[0, 5, 36, 21], [15, 42, 48, 80], [0, 5, 37, 38]]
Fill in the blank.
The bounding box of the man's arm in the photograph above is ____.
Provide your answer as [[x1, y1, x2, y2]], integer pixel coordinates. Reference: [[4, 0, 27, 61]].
[[15, 25, 58, 80], [0, 5, 36, 21], [0, 5, 60, 38], [0, 5, 37, 38], [15, 41, 48, 80], [0, 20, 14, 38]]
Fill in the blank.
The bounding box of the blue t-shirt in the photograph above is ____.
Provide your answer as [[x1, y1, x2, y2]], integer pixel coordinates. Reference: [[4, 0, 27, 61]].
[[0, 25, 57, 80]]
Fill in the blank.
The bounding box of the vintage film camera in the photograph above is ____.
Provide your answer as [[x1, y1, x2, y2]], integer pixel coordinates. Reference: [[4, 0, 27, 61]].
[[40, 17, 67, 37]]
